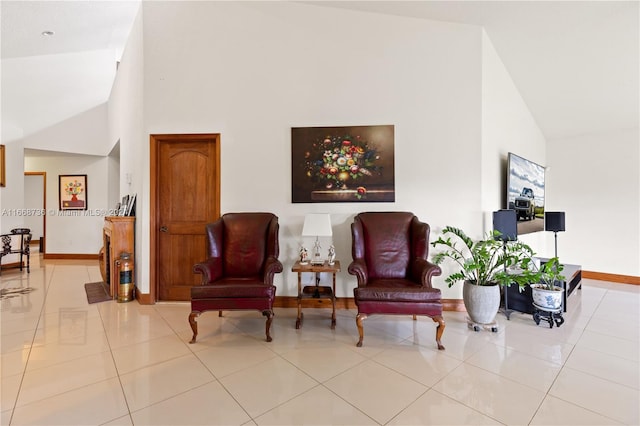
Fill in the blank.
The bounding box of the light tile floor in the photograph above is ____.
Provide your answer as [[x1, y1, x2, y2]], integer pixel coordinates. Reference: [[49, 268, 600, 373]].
[[1, 255, 638, 425]]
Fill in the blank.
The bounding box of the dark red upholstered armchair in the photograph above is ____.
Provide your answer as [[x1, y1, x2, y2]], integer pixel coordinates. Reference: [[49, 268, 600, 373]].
[[348, 212, 445, 350], [189, 213, 283, 344]]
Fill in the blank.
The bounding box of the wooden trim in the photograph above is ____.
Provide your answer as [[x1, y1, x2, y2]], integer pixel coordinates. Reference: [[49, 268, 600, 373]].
[[43, 253, 99, 260], [274, 296, 466, 312], [583, 270, 640, 285], [442, 298, 467, 312], [128, 294, 468, 311], [135, 288, 153, 305], [274, 296, 356, 310], [80, 275, 640, 307], [150, 135, 158, 305]]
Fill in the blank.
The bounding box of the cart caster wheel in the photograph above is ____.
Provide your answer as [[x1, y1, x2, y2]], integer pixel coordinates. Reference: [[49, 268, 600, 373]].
[[473, 326, 480, 332], [555, 317, 564, 328], [491, 327, 498, 332]]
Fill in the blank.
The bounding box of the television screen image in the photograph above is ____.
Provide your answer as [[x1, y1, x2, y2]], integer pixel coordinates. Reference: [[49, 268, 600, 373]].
[[506, 152, 545, 235]]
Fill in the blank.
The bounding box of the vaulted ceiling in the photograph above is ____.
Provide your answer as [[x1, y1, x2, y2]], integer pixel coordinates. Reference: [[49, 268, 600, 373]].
[[2, 1, 638, 141]]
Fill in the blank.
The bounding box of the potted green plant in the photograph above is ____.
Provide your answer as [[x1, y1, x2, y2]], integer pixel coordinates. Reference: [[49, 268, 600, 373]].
[[431, 226, 540, 325], [527, 257, 565, 310]]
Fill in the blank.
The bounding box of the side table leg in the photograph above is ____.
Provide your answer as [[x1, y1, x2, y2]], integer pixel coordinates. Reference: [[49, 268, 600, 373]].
[[331, 272, 336, 329], [296, 272, 303, 329], [296, 301, 302, 329], [331, 307, 336, 329]]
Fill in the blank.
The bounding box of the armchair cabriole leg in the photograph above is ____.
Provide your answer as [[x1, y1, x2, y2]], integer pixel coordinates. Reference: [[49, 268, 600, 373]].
[[263, 310, 274, 342], [189, 312, 200, 344], [219, 311, 223, 317], [432, 315, 445, 350], [356, 313, 367, 347]]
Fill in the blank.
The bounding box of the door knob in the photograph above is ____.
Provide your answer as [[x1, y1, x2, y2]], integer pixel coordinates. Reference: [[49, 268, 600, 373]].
[[160, 226, 168, 233]]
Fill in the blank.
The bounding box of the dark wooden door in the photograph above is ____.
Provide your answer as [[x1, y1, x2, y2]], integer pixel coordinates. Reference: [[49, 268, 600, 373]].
[[152, 134, 220, 301]]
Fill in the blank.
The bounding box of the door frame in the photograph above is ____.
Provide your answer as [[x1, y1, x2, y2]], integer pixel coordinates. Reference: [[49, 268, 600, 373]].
[[24, 171, 46, 255], [150, 134, 221, 303]]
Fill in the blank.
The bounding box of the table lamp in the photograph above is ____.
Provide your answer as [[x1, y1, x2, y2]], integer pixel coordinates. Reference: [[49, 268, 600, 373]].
[[302, 213, 332, 265]]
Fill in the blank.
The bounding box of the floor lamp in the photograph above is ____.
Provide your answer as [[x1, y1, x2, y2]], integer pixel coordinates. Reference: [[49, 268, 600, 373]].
[[493, 210, 517, 320], [545, 212, 566, 258]]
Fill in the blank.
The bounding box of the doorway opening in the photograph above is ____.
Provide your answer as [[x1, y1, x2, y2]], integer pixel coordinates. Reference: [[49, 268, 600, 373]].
[[24, 172, 46, 255]]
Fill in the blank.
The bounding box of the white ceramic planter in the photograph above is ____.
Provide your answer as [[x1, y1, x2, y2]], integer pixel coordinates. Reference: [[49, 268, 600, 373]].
[[531, 284, 564, 310], [463, 281, 500, 324]]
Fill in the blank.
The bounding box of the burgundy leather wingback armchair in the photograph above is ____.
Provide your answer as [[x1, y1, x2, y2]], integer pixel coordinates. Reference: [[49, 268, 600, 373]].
[[190, 213, 283, 343], [348, 212, 445, 350]]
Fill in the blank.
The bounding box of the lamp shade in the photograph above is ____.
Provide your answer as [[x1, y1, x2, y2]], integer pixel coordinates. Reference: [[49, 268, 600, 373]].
[[302, 213, 332, 237]]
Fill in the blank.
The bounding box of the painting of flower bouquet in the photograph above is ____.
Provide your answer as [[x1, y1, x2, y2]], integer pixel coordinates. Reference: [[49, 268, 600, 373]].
[[59, 174, 87, 210], [291, 125, 395, 203]]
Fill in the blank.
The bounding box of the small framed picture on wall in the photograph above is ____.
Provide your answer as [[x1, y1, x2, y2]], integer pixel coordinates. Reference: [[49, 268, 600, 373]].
[[59, 174, 88, 210]]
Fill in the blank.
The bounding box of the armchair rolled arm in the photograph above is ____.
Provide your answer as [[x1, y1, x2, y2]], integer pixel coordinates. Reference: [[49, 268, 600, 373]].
[[193, 257, 223, 285], [348, 259, 369, 287], [412, 258, 442, 288], [262, 256, 283, 285]]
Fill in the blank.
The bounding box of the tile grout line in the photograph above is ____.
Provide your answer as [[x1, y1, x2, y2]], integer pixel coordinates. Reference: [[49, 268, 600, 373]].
[[525, 285, 623, 425], [7, 263, 56, 425]]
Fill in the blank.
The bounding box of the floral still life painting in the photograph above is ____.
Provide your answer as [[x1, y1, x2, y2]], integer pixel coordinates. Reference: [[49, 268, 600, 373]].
[[291, 125, 395, 203], [59, 174, 87, 210]]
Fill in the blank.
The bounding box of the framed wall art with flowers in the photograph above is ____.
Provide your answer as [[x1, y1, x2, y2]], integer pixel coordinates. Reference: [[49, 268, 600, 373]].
[[59, 174, 87, 210], [291, 125, 395, 203]]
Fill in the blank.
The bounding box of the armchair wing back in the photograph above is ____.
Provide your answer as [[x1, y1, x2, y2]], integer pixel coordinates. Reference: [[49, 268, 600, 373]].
[[201, 212, 280, 282], [348, 212, 445, 350], [190, 213, 283, 344], [352, 212, 431, 281]]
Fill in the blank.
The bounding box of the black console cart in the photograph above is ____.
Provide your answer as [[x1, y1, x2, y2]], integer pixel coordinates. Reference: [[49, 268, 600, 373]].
[[501, 261, 582, 315]]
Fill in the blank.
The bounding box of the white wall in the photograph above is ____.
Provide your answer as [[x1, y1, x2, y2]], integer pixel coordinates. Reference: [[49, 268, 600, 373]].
[[547, 128, 640, 276], [108, 6, 145, 293], [0, 139, 25, 233], [0, 125, 26, 264], [107, 142, 121, 210], [21, 104, 110, 156], [134, 1, 484, 298], [23, 174, 44, 239], [480, 31, 547, 251], [24, 151, 109, 255], [5, 1, 629, 299], [20, 98, 114, 255]]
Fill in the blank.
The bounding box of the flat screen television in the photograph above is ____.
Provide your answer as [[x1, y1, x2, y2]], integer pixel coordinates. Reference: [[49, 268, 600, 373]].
[[506, 152, 545, 235]]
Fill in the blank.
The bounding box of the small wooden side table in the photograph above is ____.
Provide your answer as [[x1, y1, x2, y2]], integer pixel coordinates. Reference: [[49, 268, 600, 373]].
[[291, 260, 341, 329]]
